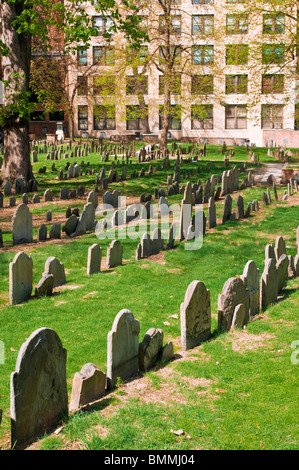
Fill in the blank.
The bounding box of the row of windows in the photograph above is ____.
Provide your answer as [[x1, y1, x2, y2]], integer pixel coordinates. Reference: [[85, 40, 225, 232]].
[[78, 43, 288, 66], [77, 104, 286, 131], [77, 73, 285, 96], [91, 13, 286, 37]]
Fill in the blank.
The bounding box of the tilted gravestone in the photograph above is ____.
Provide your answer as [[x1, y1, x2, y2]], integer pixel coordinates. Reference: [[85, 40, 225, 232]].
[[166, 222, 176, 250], [180, 280, 211, 350], [107, 309, 140, 389], [10, 328, 68, 450], [241, 260, 260, 317], [265, 244, 275, 261], [222, 194, 233, 224], [107, 239, 123, 268], [179, 181, 192, 241], [260, 258, 278, 309], [43, 257, 66, 288], [9, 252, 33, 305], [63, 214, 78, 237], [69, 363, 106, 411], [218, 277, 250, 332], [87, 243, 102, 275], [35, 274, 54, 298], [139, 328, 163, 372], [208, 196, 216, 228], [231, 304, 247, 329], [12, 204, 33, 245]]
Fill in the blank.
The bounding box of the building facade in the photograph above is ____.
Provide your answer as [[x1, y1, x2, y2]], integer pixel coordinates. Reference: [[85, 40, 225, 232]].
[[69, 0, 299, 147]]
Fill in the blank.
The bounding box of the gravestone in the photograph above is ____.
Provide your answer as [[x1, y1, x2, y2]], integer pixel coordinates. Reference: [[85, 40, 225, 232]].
[[139, 328, 163, 372], [87, 191, 98, 209], [107, 309, 140, 389], [208, 196, 216, 228], [37, 224, 47, 242], [179, 182, 192, 241], [12, 204, 33, 245], [265, 244, 275, 261], [35, 274, 54, 298], [236, 195, 244, 219], [180, 280, 211, 350], [276, 254, 289, 293], [49, 223, 61, 240], [4, 181, 12, 196], [241, 260, 260, 317], [260, 258, 278, 309], [222, 194, 232, 224], [151, 228, 164, 254], [87, 243, 102, 275], [63, 214, 78, 237], [231, 304, 246, 329], [60, 187, 69, 200], [9, 252, 33, 305], [10, 328, 68, 450], [43, 257, 66, 288], [218, 277, 250, 332], [274, 236, 286, 262], [107, 239, 123, 268], [69, 363, 106, 411], [166, 222, 176, 250], [44, 189, 53, 202]]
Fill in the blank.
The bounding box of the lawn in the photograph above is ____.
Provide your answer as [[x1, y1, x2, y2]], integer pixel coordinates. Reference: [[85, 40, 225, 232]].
[[0, 141, 298, 450]]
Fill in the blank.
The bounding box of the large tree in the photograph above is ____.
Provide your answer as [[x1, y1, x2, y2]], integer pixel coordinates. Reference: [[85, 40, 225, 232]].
[[0, 0, 145, 183]]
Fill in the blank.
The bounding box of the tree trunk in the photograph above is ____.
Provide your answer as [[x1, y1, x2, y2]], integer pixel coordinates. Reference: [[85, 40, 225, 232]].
[[0, 1, 33, 183], [160, 72, 171, 154]]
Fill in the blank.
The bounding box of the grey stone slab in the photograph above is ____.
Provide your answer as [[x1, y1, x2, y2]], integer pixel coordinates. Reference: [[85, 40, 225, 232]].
[[9, 252, 33, 305], [69, 363, 106, 411]]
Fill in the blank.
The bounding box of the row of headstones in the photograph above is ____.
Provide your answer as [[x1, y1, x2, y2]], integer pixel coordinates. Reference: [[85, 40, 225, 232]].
[[0, 178, 38, 197], [6, 228, 299, 449], [9, 237, 124, 305], [7, 305, 174, 449], [135, 225, 176, 260]]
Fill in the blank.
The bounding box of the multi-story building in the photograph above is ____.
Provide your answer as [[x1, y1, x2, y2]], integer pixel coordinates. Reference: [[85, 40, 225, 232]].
[[67, 1, 299, 146]]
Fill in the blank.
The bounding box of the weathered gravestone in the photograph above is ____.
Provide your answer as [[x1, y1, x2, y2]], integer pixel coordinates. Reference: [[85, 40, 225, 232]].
[[44, 189, 53, 202], [231, 303, 247, 329], [12, 204, 33, 245], [208, 196, 216, 228], [180, 280, 211, 350], [222, 194, 233, 224], [107, 239, 123, 268], [139, 328, 163, 372], [49, 223, 61, 240], [274, 236, 286, 263], [265, 244, 275, 261], [179, 182, 192, 241], [35, 274, 54, 298], [69, 363, 106, 411], [241, 260, 260, 317], [260, 258, 278, 309], [107, 309, 140, 389], [276, 254, 289, 294], [166, 222, 176, 250], [87, 243, 102, 275], [10, 328, 68, 450], [43, 257, 66, 288], [63, 214, 78, 237], [9, 252, 33, 305], [218, 277, 250, 332], [236, 195, 244, 219]]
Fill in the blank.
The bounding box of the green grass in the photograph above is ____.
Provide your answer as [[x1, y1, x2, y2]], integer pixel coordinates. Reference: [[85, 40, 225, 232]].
[[0, 141, 298, 450]]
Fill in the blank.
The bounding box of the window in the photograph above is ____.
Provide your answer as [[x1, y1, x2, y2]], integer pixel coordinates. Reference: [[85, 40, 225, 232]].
[[192, 15, 214, 35], [191, 105, 213, 129], [78, 106, 88, 130], [262, 75, 284, 94], [78, 47, 87, 66], [159, 15, 181, 35], [94, 105, 116, 130], [93, 46, 115, 65], [192, 45, 214, 64], [49, 110, 64, 121], [159, 105, 181, 130], [226, 14, 248, 34], [127, 46, 148, 65], [93, 75, 115, 95], [261, 105, 283, 129], [263, 14, 285, 34], [77, 75, 87, 95], [126, 105, 148, 130], [159, 74, 181, 95], [126, 75, 148, 95], [262, 44, 285, 64], [225, 75, 248, 94], [226, 44, 249, 64], [92, 16, 113, 36], [225, 105, 247, 129], [191, 75, 214, 95]]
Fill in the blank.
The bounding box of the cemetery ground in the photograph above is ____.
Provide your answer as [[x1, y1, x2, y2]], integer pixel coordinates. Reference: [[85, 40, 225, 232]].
[[0, 141, 298, 450]]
